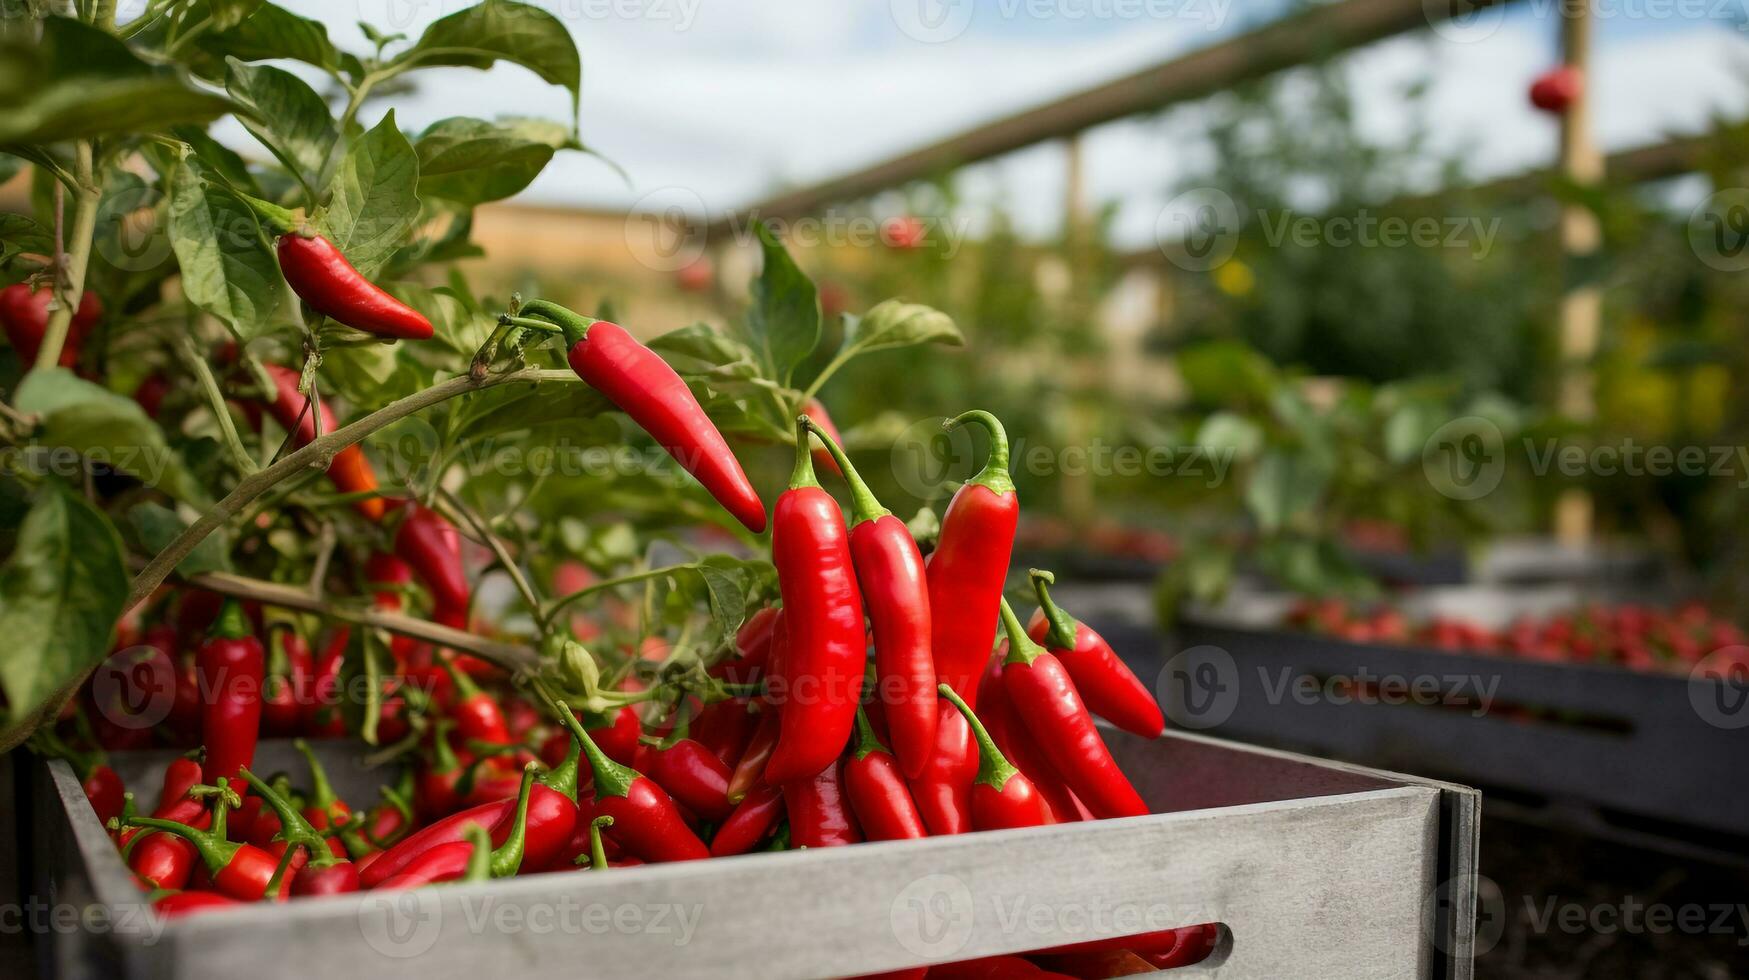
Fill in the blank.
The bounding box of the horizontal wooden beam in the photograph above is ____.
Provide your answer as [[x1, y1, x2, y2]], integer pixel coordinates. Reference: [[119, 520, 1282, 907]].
[[703, 0, 1519, 240]]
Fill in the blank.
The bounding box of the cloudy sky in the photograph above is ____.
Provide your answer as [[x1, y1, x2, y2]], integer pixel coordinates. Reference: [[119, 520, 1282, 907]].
[[262, 1, 1749, 247]]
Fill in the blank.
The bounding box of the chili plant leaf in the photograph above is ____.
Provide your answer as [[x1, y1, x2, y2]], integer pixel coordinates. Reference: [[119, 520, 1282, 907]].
[[317, 110, 421, 280], [167, 158, 282, 341], [0, 212, 51, 266], [0, 485, 128, 732], [206, 0, 265, 30], [224, 58, 338, 196], [415, 117, 560, 205], [0, 17, 233, 144], [127, 503, 232, 577], [192, 1, 339, 74], [1244, 450, 1330, 534], [15, 368, 210, 507], [387, 1, 581, 123], [171, 125, 261, 196], [745, 223, 820, 386], [838, 299, 961, 358]]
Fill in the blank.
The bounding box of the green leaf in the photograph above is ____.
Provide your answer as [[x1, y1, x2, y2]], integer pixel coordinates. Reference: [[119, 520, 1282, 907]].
[[171, 125, 261, 196], [454, 377, 611, 442], [207, 0, 265, 30], [224, 58, 337, 195], [0, 17, 233, 143], [127, 503, 231, 576], [0, 486, 127, 730], [1195, 412, 1263, 461], [0, 212, 51, 266], [1244, 450, 1329, 533], [415, 117, 556, 205], [648, 323, 759, 376], [15, 368, 208, 506], [167, 159, 281, 340], [1382, 400, 1448, 465], [745, 224, 820, 385], [386, 282, 494, 354], [691, 555, 775, 649], [194, 1, 338, 73], [839, 299, 961, 358], [388, 1, 581, 123], [316, 110, 420, 279], [1176, 340, 1280, 407], [0, 152, 20, 186]]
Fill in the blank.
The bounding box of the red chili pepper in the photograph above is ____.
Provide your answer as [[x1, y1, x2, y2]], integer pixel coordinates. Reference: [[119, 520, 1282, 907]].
[[395, 504, 470, 609], [359, 771, 576, 886], [1529, 65, 1582, 114], [375, 764, 542, 888], [842, 709, 928, 841], [149, 889, 239, 919], [132, 372, 171, 418], [276, 232, 434, 340], [577, 815, 644, 869], [152, 753, 208, 824], [258, 363, 386, 521], [905, 699, 976, 836], [1027, 570, 1163, 738], [939, 686, 1054, 831], [641, 737, 734, 822], [784, 759, 862, 848], [926, 410, 1018, 704], [726, 705, 780, 803], [691, 696, 758, 766], [82, 764, 126, 826], [808, 418, 937, 779], [119, 779, 282, 901], [443, 655, 513, 746], [977, 654, 1082, 824], [998, 600, 1147, 820], [0, 281, 100, 369], [708, 782, 786, 857], [528, 300, 766, 533], [1146, 923, 1220, 968], [238, 768, 357, 894], [765, 416, 865, 785], [125, 830, 197, 890], [928, 956, 1076, 979], [261, 623, 314, 737], [197, 600, 263, 787], [291, 739, 352, 832], [554, 700, 708, 862], [416, 720, 467, 819], [304, 626, 350, 737]]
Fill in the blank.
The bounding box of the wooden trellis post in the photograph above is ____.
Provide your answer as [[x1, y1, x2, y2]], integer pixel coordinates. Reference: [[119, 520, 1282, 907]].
[[1555, 0, 1600, 548]]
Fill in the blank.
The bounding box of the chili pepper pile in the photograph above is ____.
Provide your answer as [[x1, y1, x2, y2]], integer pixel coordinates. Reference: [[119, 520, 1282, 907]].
[[30, 292, 1197, 973]]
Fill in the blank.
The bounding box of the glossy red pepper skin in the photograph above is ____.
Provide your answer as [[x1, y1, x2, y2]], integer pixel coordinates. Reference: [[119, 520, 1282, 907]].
[[1147, 923, 1220, 967], [395, 504, 469, 609], [150, 890, 239, 919], [641, 738, 734, 821], [276, 233, 433, 340], [553, 703, 708, 862], [532, 301, 765, 533], [258, 364, 386, 521], [82, 765, 126, 826], [303, 627, 350, 737], [726, 705, 780, 803], [785, 760, 862, 848], [0, 282, 100, 369], [1027, 571, 1164, 739], [262, 626, 314, 737], [929, 957, 1075, 979], [765, 418, 865, 785], [128, 832, 196, 890], [999, 601, 1147, 820], [708, 783, 785, 857], [375, 838, 476, 889], [691, 696, 758, 766], [927, 411, 1018, 704], [842, 712, 928, 841], [941, 686, 1054, 832], [291, 860, 360, 896], [123, 789, 281, 902], [197, 601, 263, 787], [358, 784, 576, 887], [808, 419, 938, 779], [905, 700, 976, 836], [978, 654, 1082, 824]]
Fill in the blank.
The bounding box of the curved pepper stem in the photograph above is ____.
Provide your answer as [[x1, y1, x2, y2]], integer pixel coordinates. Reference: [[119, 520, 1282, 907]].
[[790, 415, 821, 491], [519, 299, 599, 348], [1028, 569, 1080, 651], [851, 707, 890, 762], [237, 767, 333, 862], [939, 685, 1020, 792], [585, 815, 614, 870], [999, 598, 1047, 668], [210, 598, 251, 640], [944, 410, 1013, 496], [552, 697, 639, 799], [293, 739, 342, 817], [458, 824, 494, 883], [535, 710, 584, 803], [121, 777, 243, 876], [805, 418, 889, 526], [488, 764, 538, 878]]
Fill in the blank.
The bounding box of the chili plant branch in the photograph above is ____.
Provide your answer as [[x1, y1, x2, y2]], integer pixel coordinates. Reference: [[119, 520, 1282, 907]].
[[127, 367, 577, 611], [34, 141, 99, 372], [436, 487, 545, 630]]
